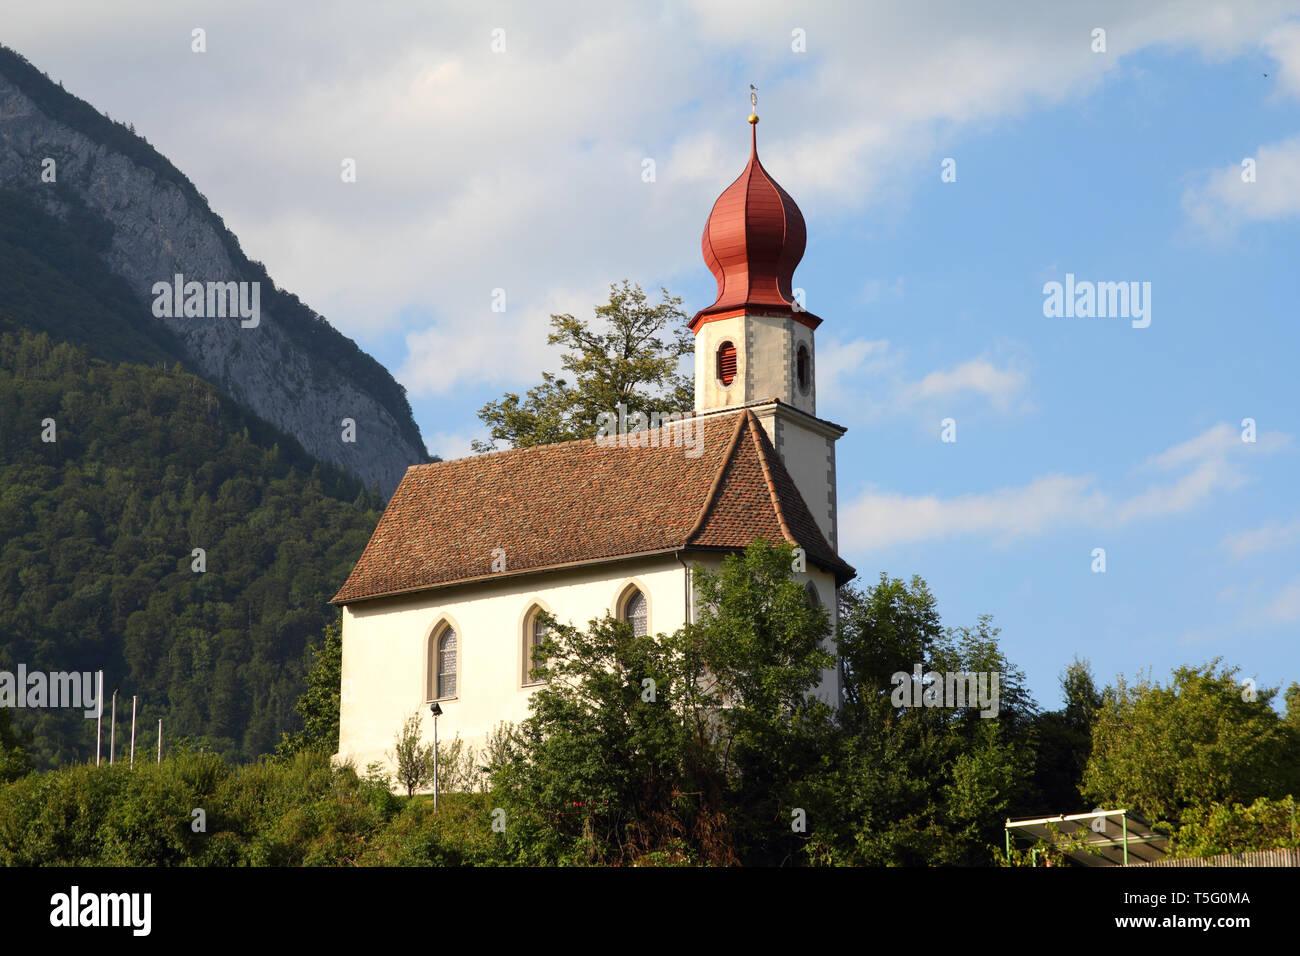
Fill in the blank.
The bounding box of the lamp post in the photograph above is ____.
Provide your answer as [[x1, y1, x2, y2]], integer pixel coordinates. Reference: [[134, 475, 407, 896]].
[[429, 701, 442, 810]]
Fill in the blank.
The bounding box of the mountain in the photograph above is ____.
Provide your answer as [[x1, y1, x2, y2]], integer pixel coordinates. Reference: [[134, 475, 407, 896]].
[[0, 44, 429, 496], [0, 44, 432, 767]]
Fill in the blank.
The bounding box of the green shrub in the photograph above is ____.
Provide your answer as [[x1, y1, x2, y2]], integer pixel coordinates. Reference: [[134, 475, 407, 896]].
[[1174, 796, 1300, 857], [361, 792, 504, 866]]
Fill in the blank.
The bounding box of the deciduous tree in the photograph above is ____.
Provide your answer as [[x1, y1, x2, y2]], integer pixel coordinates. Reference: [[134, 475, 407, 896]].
[[1082, 661, 1300, 827], [473, 281, 693, 451]]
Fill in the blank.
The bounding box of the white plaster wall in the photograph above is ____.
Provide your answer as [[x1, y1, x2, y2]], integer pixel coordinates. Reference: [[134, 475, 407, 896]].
[[756, 406, 837, 550], [337, 551, 842, 782], [337, 555, 689, 775], [745, 314, 788, 403], [805, 568, 841, 706]]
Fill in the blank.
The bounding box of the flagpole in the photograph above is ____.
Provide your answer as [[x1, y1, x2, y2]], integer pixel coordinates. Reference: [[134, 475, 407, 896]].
[[95, 670, 103, 766], [157, 719, 162, 763], [109, 688, 117, 765], [130, 696, 137, 767]]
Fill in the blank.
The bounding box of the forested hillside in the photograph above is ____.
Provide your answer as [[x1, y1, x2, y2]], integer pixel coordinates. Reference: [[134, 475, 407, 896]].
[[0, 329, 383, 767]]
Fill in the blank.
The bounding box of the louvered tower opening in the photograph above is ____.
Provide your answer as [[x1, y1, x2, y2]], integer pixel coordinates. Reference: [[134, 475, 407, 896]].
[[717, 341, 737, 386]]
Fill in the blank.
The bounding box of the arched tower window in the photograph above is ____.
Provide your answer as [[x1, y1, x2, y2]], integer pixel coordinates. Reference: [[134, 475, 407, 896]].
[[716, 341, 737, 387], [429, 624, 458, 700], [796, 344, 809, 394], [804, 580, 821, 608], [619, 586, 649, 637]]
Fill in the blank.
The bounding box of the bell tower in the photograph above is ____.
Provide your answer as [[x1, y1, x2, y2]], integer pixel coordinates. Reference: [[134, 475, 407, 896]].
[[690, 107, 844, 550]]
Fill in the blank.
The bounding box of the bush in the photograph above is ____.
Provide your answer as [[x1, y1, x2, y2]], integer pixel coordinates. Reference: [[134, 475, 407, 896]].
[[0, 748, 522, 867], [361, 793, 504, 866], [1174, 796, 1300, 857]]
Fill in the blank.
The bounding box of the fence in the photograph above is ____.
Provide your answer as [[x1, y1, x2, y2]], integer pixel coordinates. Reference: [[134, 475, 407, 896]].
[[1134, 848, 1300, 867]]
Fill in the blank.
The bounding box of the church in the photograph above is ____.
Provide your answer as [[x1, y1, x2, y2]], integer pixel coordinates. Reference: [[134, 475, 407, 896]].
[[331, 109, 856, 774]]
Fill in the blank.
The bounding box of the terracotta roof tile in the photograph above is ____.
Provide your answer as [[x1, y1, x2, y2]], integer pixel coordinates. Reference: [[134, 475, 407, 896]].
[[331, 409, 854, 605]]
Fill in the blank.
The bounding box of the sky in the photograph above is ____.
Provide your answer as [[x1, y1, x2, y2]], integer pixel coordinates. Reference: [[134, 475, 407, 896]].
[[4, 1, 1299, 710]]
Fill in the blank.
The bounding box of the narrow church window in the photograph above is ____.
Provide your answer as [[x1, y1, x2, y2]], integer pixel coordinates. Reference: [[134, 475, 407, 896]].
[[622, 588, 648, 637], [523, 606, 549, 685], [717, 342, 737, 386], [436, 628, 457, 699], [805, 580, 821, 607], [796, 345, 809, 393]]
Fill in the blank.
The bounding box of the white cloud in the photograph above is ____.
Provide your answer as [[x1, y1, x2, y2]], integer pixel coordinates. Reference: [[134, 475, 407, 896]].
[[842, 423, 1291, 550], [1263, 574, 1300, 622], [858, 276, 905, 305], [1182, 134, 1300, 235], [1221, 517, 1300, 558], [4, 1, 1298, 402], [1142, 423, 1244, 470], [397, 282, 606, 397], [1181, 18, 1300, 238], [1177, 627, 1224, 647], [425, 430, 485, 462], [1214, 571, 1300, 628], [1265, 20, 1300, 98], [818, 339, 1030, 423], [814, 337, 897, 418], [902, 358, 1029, 412], [1111, 422, 1288, 524], [844, 474, 1107, 550]]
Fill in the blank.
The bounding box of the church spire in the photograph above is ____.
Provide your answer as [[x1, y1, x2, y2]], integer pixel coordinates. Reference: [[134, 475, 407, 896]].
[[690, 103, 819, 333], [689, 98, 840, 552]]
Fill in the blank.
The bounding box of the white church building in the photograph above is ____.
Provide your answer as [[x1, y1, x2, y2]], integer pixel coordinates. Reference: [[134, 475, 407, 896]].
[[331, 111, 856, 774]]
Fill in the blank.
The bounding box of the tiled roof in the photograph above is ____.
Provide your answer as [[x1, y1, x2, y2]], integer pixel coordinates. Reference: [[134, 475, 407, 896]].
[[330, 409, 854, 605]]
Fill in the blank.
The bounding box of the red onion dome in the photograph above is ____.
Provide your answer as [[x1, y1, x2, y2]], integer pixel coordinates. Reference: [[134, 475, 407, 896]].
[[690, 114, 820, 332]]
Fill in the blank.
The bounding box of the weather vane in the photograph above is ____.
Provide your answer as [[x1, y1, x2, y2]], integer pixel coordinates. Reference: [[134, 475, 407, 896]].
[[749, 84, 758, 124]]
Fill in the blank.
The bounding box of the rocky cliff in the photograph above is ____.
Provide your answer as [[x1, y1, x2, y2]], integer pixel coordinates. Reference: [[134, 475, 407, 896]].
[[0, 46, 428, 496]]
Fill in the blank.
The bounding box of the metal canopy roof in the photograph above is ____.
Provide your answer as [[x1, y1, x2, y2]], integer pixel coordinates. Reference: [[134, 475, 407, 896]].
[[1005, 810, 1170, 866]]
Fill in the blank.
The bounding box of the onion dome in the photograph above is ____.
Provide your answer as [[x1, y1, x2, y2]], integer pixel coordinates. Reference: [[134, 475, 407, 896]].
[[690, 113, 820, 332]]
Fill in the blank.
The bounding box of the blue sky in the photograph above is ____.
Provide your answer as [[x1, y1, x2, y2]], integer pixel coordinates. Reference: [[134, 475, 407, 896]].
[[820, 48, 1300, 707], [6, 1, 1299, 709]]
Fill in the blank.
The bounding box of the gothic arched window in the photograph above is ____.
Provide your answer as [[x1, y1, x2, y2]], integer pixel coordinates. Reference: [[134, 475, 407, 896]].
[[796, 344, 810, 393], [523, 604, 549, 685], [430, 624, 458, 700], [620, 586, 649, 637]]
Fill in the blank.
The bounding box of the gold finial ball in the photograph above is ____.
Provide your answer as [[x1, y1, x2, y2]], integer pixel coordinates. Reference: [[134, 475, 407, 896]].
[[748, 113, 759, 124]]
